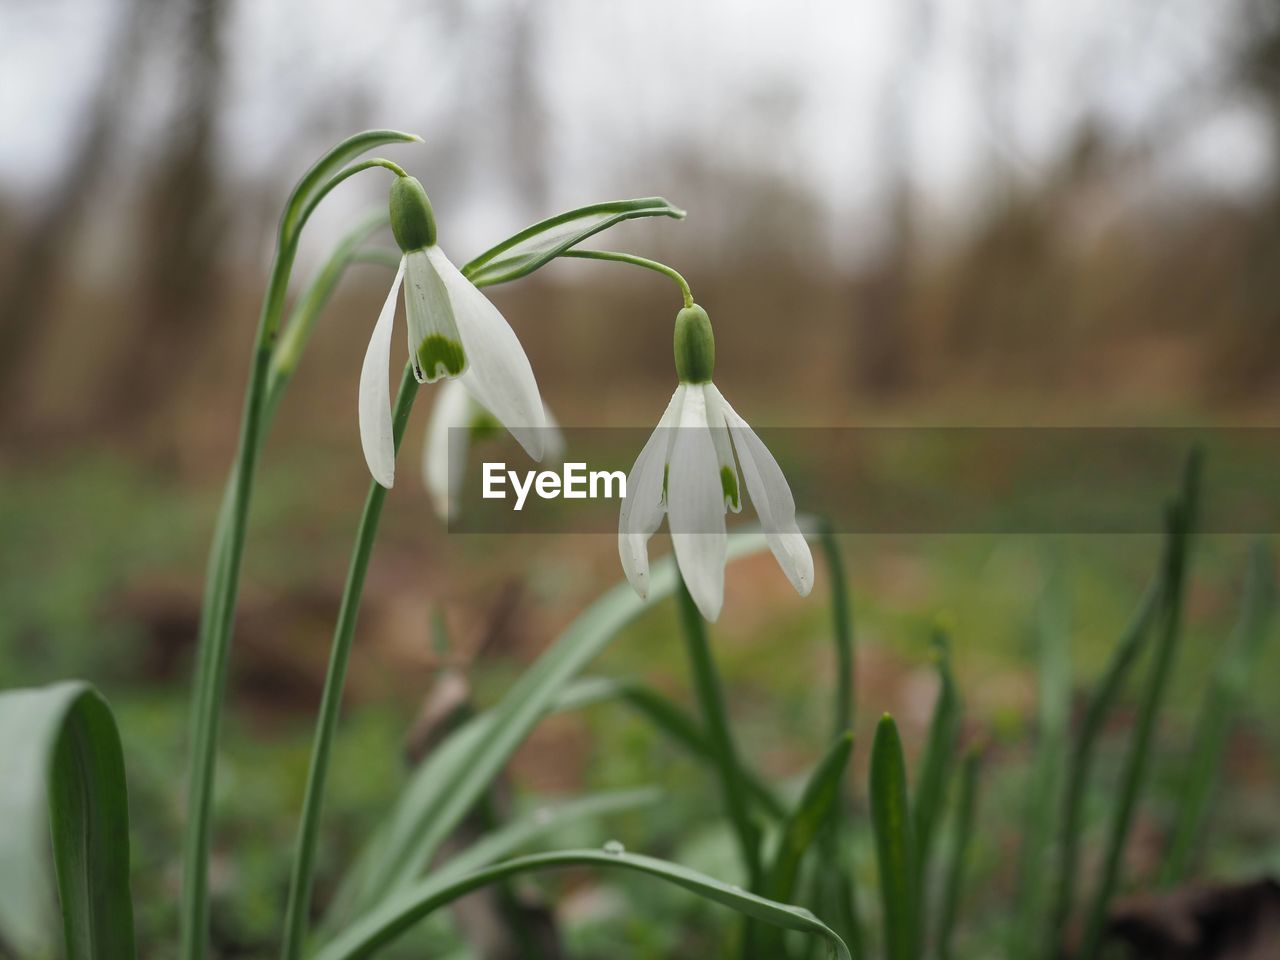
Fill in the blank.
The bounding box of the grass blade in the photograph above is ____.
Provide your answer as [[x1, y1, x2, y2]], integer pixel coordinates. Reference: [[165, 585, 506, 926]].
[[674, 571, 763, 888], [1161, 538, 1275, 885], [758, 733, 855, 956], [870, 714, 918, 960], [1078, 450, 1201, 958], [334, 533, 782, 918], [0, 682, 136, 960], [766, 732, 855, 904], [1013, 558, 1071, 958], [564, 676, 786, 819], [1049, 580, 1160, 948], [817, 524, 865, 959], [912, 628, 960, 907], [937, 748, 980, 960], [314, 849, 851, 960]]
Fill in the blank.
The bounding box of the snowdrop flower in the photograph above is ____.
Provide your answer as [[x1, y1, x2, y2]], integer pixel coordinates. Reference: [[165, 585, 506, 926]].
[[422, 379, 564, 521], [360, 175, 545, 488], [619, 303, 813, 621]]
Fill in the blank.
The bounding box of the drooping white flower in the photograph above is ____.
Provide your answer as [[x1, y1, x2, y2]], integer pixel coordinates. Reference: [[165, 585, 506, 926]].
[[422, 379, 564, 521], [618, 304, 813, 621], [359, 175, 545, 488]]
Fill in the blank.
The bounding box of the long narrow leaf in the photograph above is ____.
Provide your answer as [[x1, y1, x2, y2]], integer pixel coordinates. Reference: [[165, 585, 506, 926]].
[[937, 748, 981, 960], [314, 849, 851, 960], [0, 682, 136, 959], [912, 629, 960, 896], [757, 733, 854, 957], [1013, 560, 1071, 959], [1161, 539, 1275, 885], [870, 714, 918, 960], [462, 197, 686, 287], [336, 533, 781, 917], [1049, 579, 1160, 947], [1078, 450, 1201, 958]]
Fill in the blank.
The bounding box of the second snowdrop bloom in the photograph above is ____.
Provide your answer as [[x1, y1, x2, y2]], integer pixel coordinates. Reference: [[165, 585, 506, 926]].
[[422, 379, 564, 521], [359, 174, 546, 488], [619, 303, 813, 621]]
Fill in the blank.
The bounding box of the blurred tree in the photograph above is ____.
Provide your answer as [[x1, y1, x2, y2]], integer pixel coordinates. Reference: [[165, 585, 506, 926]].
[[0, 0, 158, 430]]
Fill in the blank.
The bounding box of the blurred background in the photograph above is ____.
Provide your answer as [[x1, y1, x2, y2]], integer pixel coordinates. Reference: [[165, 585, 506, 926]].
[[1, 0, 1278, 956]]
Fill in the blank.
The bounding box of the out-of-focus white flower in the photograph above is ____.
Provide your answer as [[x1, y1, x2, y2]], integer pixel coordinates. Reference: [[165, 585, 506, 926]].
[[422, 379, 563, 521], [618, 304, 812, 621], [359, 175, 545, 488]]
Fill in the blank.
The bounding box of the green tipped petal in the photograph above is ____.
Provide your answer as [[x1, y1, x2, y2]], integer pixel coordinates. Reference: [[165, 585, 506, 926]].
[[416, 335, 466, 382], [720, 466, 740, 510]]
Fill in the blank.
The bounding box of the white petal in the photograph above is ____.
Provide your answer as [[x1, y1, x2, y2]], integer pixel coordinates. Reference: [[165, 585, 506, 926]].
[[404, 249, 466, 383], [426, 246, 546, 461], [422, 379, 474, 521], [704, 384, 742, 513], [358, 258, 405, 488], [668, 384, 727, 621], [617, 387, 684, 599], [717, 387, 814, 597], [542, 404, 566, 465]]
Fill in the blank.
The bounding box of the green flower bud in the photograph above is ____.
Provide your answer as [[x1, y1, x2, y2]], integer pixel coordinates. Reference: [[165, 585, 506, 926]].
[[673, 303, 715, 383], [389, 175, 437, 252]]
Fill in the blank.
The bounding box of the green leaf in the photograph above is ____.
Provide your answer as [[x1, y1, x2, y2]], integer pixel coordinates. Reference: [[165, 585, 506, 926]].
[[314, 849, 850, 960], [1161, 538, 1275, 884], [0, 682, 136, 959], [461, 197, 686, 288], [332, 533, 780, 921], [937, 748, 981, 960], [433, 788, 661, 886], [278, 130, 419, 248], [1078, 449, 1202, 959], [1049, 578, 1159, 947], [1013, 560, 1071, 958], [912, 629, 960, 895], [870, 714, 918, 960], [561, 676, 785, 820], [765, 732, 854, 904]]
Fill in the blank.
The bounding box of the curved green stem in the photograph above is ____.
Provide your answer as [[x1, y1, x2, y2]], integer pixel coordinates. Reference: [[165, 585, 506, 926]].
[[280, 364, 419, 960], [179, 130, 417, 960], [561, 248, 694, 307]]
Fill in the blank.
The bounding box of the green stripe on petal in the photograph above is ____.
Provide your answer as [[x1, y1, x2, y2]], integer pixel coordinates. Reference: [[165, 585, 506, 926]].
[[720, 466, 740, 510], [416, 335, 466, 382]]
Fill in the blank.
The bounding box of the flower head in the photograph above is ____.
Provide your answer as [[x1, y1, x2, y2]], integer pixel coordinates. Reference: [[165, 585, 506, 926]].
[[619, 303, 813, 621], [359, 175, 546, 488]]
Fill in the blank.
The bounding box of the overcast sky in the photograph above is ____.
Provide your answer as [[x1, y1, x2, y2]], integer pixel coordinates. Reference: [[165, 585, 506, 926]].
[[0, 0, 1270, 261]]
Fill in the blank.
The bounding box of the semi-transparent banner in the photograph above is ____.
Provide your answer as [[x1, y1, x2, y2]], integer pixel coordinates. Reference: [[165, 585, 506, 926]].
[[438, 428, 1279, 533]]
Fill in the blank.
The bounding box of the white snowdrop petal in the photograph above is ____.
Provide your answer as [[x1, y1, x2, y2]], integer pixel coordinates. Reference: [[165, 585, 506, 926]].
[[358, 258, 405, 489], [427, 246, 546, 460], [703, 384, 742, 513], [668, 385, 727, 621], [718, 388, 814, 597], [618, 387, 685, 599], [404, 249, 466, 384], [422, 379, 475, 521]]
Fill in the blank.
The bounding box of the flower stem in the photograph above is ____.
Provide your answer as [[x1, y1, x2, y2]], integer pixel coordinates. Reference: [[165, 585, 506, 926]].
[[178, 130, 417, 960], [673, 572, 762, 888], [560, 248, 694, 307], [280, 363, 419, 960]]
